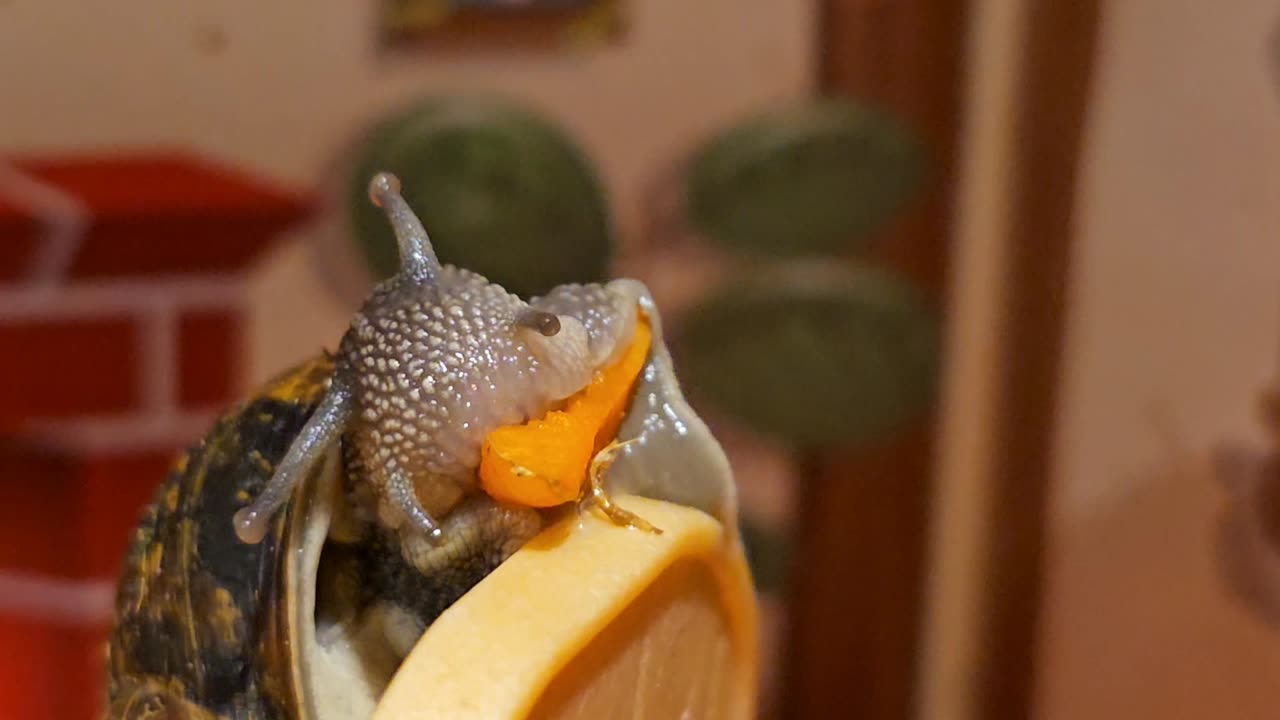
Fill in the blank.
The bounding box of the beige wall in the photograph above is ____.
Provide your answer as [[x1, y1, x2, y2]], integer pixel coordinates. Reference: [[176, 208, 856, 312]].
[[1051, 0, 1280, 521], [1035, 0, 1280, 716], [1036, 459, 1280, 719], [0, 0, 816, 380]]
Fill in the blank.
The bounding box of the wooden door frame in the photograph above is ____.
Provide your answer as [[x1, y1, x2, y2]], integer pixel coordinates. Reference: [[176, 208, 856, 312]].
[[964, 2, 1101, 715], [782, 1, 1101, 718], [782, 2, 970, 718]]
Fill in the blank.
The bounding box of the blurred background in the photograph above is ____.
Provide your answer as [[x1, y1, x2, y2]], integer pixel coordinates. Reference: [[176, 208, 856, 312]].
[[2, 0, 1280, 718]]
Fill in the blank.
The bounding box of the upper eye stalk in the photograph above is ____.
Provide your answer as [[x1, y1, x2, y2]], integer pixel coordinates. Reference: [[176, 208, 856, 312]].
[[516, 310, 562, 337], [368, 171, 442, 286]]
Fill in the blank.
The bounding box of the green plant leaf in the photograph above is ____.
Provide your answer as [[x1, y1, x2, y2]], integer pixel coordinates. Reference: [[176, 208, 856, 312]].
[[676, 264, 939, 448], [350, 96, 613, 298], [687, 99, 925, 258]]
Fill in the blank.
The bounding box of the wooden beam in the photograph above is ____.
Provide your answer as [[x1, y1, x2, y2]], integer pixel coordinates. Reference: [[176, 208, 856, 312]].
[[783, 2, 969, 718], [917, 1, 1101, 717], [973, 1, 1101, 715], [789, 0, 1099, 716]]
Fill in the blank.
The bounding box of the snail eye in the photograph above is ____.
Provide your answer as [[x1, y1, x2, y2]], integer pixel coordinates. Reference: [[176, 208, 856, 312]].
[[515, 310, 561, 337]]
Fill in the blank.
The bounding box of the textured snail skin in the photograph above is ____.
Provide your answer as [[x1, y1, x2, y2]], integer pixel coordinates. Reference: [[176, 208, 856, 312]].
[[338, 268, 641, 528], [234, 172, 639, 547]]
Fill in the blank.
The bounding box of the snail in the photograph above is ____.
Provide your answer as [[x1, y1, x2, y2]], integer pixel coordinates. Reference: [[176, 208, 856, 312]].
[[105, 173, 739, 719]]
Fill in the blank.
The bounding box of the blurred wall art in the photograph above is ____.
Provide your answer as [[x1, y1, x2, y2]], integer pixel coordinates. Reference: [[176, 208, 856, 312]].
[[379, 0, 623, 50]]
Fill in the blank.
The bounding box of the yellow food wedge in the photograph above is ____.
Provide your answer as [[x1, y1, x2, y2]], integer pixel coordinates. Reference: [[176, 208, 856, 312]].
[[372, 495, 760, 720]]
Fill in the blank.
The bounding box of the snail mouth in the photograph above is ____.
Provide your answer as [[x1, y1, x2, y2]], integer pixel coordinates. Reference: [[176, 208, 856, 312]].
[[478, 312, 653, 510], [478, 293, 739, 529]]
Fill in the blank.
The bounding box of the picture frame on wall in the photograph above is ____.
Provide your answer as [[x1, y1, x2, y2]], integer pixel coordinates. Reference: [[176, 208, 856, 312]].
[[379, 0, 623, 50]]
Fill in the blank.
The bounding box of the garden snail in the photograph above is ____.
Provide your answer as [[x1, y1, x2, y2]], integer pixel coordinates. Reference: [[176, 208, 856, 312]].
[[105, 172, 741, 719]]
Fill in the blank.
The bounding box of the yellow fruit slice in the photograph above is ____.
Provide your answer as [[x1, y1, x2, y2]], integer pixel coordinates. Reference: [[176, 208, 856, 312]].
[[372, 495, 759, 719]]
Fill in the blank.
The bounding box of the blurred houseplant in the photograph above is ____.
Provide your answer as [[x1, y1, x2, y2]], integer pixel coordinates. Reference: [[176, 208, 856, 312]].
[[644, 99, 941, 593], [348, 96, 614, 299]]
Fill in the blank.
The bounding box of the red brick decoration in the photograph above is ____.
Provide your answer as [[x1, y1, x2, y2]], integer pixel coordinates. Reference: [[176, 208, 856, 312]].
[[0, 152, 308, 720], [0, 317, 140, 419], [0, 613, 106, 720], [0, 234, 38, 283], [177, 309, 242, 411], [0, 154, 309, 280]]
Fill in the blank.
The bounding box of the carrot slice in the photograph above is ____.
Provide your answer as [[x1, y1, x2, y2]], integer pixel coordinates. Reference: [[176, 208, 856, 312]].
[[480, 314, 652, 508]]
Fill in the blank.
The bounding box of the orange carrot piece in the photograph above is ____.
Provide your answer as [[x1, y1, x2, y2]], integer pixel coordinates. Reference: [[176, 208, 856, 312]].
[[479, 316, 653, 508]]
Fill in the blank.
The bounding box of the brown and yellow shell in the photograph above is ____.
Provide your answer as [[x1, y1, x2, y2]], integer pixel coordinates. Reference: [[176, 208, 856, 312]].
[[105, 356, 335, 720]]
